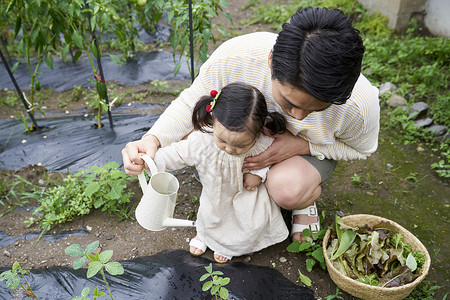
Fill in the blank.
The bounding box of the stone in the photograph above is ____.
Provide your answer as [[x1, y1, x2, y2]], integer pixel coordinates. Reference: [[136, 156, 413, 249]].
[[428, 125, 448, 136], [279, 257, 287, 263], [379, 82, 397, 94], [3, 250, 11, 258], [387, 94, 407, 107], [414, 118, 433, 128], [409, 102, 429, 120]]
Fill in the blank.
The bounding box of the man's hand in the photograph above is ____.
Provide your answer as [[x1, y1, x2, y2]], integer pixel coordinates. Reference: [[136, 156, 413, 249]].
[[243, 173, 262, 191], [243, 128, 310, 170], [121, 134, 160, 177]]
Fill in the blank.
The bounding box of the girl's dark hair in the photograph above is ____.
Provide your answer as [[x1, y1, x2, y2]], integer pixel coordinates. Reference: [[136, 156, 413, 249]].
[[272, 7, 365, 104], [192, 82, 286, 138]]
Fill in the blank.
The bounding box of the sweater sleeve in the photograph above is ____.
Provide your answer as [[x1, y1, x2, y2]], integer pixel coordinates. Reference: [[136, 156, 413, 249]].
[[154, 132, 202, 171], [306, 75, 380, 161]]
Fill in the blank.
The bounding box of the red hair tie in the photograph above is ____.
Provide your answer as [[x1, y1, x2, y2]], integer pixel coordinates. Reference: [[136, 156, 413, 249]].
[[206, 90, 221, 112]]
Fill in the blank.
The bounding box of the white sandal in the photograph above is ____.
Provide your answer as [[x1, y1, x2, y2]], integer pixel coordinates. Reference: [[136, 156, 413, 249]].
[[189, 237, 207, 256], [214, 252, 233, 264], [291, 202, 320, 237]]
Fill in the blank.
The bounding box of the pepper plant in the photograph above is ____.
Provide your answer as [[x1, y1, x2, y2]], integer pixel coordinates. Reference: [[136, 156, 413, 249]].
[[4, 0, 63, 131], [167, 0, 232, 77], [60, 0, 137, 128]]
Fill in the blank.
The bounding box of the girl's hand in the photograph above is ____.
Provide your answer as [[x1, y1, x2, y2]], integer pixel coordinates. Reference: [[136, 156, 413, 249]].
[[122, 135, 160, 177], [243, 128, 310, 170], [243, 173, 262, 191]]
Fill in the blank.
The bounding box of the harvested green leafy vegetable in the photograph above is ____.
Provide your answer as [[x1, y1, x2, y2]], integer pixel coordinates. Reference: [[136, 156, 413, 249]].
[[326, 215, 426, 288]]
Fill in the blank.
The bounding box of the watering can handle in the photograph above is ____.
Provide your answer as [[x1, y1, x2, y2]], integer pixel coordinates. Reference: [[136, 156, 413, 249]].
[[137, 154, 159, 194]]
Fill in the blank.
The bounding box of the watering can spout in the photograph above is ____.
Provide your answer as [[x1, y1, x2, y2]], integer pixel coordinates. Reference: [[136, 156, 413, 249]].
[[162, 218, 196, 227]]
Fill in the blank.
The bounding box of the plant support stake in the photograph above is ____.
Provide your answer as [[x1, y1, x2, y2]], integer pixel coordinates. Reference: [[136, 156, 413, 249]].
[[0, 46, 40, 131], [188, 0, 195, 83], [86, 1, 113, 129]]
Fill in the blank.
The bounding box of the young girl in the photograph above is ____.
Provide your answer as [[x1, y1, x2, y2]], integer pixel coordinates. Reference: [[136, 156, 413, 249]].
[[152, 82, 289, 263]]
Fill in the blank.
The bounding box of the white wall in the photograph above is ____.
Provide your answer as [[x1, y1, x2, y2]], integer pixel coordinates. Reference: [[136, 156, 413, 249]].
[[424, 0, 450, 38]]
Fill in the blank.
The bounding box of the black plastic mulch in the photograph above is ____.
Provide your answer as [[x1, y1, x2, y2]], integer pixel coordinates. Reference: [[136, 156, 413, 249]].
[[0, 249, 315, 300]]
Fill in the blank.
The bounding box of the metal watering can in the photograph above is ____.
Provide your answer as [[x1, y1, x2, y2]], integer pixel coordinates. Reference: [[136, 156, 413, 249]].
[[135, 154, 195, 231]]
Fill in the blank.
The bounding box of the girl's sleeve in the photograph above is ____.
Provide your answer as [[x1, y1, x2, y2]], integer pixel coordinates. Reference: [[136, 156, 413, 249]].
[[248, 166, 270, 182], [154, 132, 202, 172]]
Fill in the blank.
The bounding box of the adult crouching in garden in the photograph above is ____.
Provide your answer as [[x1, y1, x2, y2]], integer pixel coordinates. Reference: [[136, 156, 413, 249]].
[[122, 7, 380, 243]]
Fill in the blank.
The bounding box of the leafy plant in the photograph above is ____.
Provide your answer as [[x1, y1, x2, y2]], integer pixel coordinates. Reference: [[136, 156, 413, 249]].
[[65, 241, 124, 300], [23, 162, 134, 238], [74, 161, 135, 220], [0, 175, 32, 217], [350, 173, 362, 186], [200, 263, 230, 300], [0, 261, 39, 299], [4, 0, 59, 131], [405, 280, 444, 300], [167, 0, 232, 77], [287, 211, 328, 272], [324, 287, 344, 300]]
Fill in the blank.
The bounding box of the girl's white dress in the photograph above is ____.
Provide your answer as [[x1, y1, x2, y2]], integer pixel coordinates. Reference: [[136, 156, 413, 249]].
[[154, 131, 288, 257]]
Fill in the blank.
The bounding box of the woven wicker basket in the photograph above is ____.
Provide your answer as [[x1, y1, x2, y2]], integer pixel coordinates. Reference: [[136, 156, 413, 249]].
[[322, 214, 431, 300]]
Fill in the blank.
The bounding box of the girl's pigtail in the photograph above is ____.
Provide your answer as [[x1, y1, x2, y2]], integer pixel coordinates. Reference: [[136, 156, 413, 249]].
[[192, 95, 214, 132], [265, 112, 287, 135]]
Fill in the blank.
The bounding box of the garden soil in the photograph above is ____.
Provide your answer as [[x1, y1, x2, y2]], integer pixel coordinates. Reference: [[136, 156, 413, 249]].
[[0, 0, 449, 299]]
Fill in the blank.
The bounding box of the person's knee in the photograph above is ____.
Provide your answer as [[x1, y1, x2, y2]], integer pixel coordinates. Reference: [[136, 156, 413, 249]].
[[266, 171, 321, 210]]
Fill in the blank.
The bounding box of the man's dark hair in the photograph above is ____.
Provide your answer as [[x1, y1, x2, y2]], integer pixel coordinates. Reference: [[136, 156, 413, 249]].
[[272, 7, 365, 104]]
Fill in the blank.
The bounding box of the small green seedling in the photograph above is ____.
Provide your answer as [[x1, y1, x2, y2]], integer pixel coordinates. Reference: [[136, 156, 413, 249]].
[[0, 261, 39, 299], [324, 287, 344, 300], [350, 173, 362, 185], [65, 241, 124, 300], [200, 263, 230, 300]]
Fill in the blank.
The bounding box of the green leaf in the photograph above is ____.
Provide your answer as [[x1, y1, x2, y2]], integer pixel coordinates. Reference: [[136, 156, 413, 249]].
[[106, 185, 122, 200], [406, 252, 417, 272], [302, 228, 313, 238], [110, 170, 126, 179], [173, 62, 181, 76], [211, 285, 220, 295], [73, 256, 86, 270], [218, 0, 227, 8], [298, 269, 312, 287], [311, 247, 325, 264], [199, 273, 210, 281], [87, 261, 103, 278], [105, 262, 124, 275], [219, 277, 230, 285], [11, 62, 20, 73], [91, 40, 98, 59], [45, 53, 54, 69], [306, 258, 316, 272], [65, 244, 84, 257], [81, 287, 90, 297], [211, 270, 224, 276], [61, 44, 70, 61], [85, 182, 100, 197], [109, 54, 122, 66], [72, 31, 83, 49], [331, 228, 357, 260], [87, 254, 97, 261], [85, 241, 100, 254], [94, 286, 106, 297], [99, 250, 113, 263], [7, 276, 20, 289], [14, 16, 22, 39], [202, 280, 213, 291], [286, 240, 311, 253], [74, 50, 82, 62], [219, 287, 229, 300]]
